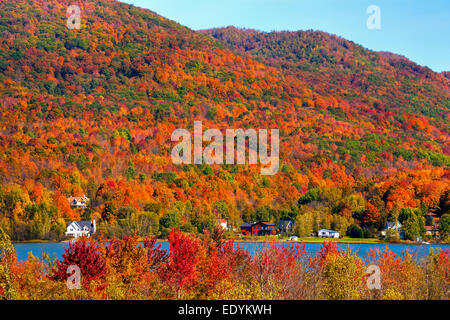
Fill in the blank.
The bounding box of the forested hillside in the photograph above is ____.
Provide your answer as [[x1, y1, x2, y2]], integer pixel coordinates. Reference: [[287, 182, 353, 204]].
[[201, 27, 450, 125], [0, 0, 448, 241]]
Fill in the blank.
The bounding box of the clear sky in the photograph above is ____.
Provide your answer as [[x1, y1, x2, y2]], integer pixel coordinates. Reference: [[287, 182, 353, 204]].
[[121, 0, 450, 72]]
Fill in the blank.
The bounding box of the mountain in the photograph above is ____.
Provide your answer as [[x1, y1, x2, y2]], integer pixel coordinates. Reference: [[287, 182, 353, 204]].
[[0, 0, 448, 241], [200, 27, 449, 124]]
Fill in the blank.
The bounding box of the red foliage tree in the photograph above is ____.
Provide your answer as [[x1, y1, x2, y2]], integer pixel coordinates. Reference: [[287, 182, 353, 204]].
[[437, 249, 450, 282], [158, 229, 200, 298], [363, 203, 381, 225], [316, 241, 340, 266], [50, 239, 106, 289]]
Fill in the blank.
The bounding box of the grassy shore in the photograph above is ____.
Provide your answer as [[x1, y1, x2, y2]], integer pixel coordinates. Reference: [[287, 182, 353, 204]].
[[230, 236, 449, 245], [12, 239, 69, 244], [289, 237, 383, 244], [231, 236, 384, 244]]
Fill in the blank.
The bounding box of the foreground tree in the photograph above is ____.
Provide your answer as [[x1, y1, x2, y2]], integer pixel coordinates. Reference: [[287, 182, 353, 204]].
[[158, 229, 200, 298], [50, 239, 106, 289], [320, 250, 367, 300], [0, 228, 18, 299]]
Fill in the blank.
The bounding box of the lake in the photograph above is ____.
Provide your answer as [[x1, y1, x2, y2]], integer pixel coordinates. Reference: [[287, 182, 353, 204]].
[[12, 241, 450, 262]]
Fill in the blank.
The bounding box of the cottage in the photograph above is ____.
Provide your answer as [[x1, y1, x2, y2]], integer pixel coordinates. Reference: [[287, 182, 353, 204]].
[[277, 220, 294, 234], [240, 223, 253, 235], [318, 229, 340, 238], [240, 221, 279, 236], [425, 225, 440, 238], [66, 220, 96, 238], [67, 195, 89, 209]]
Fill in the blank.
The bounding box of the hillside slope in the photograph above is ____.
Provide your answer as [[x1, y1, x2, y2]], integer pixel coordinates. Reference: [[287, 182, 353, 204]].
[[0, 0, 448, 240], [201, 27, 450, 126]]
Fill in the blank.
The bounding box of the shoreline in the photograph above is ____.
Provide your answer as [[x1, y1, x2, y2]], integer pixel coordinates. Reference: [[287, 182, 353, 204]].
[[12, 239, 169, 244], [230, 237, 443, 245], [12, 236, 449, 246]]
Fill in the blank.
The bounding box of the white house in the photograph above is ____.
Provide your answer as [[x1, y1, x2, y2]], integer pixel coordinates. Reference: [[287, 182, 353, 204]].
[[318, 229, 340, 238], [66, 220, 96, 238], [381, 221, 401, 236], [381, 221, 405, 240], [67, 195, 89, 209], [217, 219, 228, 231]]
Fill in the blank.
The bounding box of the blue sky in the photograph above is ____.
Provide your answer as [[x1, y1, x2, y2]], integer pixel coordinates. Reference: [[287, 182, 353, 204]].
[[121, 0, 450, 72]]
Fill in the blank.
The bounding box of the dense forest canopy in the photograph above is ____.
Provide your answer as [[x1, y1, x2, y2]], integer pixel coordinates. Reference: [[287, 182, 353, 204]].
[[0, 0, 448, 241]]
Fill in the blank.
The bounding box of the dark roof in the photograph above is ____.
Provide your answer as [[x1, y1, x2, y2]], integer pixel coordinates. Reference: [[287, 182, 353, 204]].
[[70, 221, 95, 233], [384, 221, 401, 230], [240, 221, 276, 228], [240, 223, 253, 228]]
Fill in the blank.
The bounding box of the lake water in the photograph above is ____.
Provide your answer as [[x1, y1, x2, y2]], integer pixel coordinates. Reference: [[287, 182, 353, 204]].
[[12, 241, 450, 262]]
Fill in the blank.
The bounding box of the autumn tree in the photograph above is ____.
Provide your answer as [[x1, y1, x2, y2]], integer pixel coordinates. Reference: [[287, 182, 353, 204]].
[[50, 239, 106, 289], [158, 229, 200, 298], [320, 250, 367, 300], [0, 228, 18, 299]]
